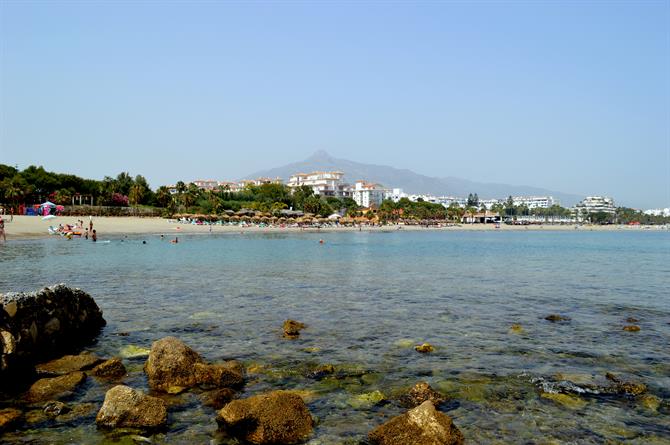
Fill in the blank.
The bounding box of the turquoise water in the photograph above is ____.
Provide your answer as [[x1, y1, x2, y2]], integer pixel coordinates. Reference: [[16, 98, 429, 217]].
[[1, 231, 669, 444]]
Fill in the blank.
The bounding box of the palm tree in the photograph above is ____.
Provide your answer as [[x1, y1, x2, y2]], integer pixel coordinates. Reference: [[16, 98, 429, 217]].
[[128, 183, 144, 206]]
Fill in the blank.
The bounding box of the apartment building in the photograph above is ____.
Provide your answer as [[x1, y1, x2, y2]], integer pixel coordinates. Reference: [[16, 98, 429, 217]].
[[287, 171, 352, 198]]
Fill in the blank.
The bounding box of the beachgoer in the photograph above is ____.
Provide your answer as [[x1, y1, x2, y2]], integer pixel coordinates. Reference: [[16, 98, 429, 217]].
[[171, 237, 178, 244], [0, 215, 5, 242], [160, 234, 164, 240], [92, 229, 97, 242], [89, 216, 93, 233], [84, 229, 89, 240], [319, 239, 324, 244], [142, 240, 147, 244]]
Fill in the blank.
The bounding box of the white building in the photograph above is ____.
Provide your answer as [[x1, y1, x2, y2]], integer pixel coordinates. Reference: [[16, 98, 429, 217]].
[[192, 179, 220, 191], [389, 188, 407, 202], [352, 180, 389, 208], [643, 208, 670, 217], [512, 196, 556, 209], [287, 171, 351, 198], [575, 196, 616, 215]]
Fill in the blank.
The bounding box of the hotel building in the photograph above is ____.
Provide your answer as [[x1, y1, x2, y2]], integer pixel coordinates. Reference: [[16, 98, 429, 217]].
[[287, 171, 352, 198], [352, 180, 389, 208]]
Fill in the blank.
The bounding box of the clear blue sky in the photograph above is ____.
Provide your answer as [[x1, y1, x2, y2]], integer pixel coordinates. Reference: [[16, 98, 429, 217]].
[[1, 1, 668, 208]]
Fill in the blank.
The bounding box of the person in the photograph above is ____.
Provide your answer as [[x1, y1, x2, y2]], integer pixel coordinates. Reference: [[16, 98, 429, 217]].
[[171, 237, 178, 244], [89, 216, 93, 233], [92, 229, 97, 242], [84, 228, 89, 240], [0, 215, 5, 242], [142, 240, 147, 244]]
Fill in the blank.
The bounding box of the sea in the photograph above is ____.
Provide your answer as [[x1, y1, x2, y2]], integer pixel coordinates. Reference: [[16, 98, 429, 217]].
[[1, 230, 669, 444]]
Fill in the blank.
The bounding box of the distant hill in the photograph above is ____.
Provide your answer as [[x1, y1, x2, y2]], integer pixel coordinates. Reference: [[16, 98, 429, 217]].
[[245, 150, 583, 206]]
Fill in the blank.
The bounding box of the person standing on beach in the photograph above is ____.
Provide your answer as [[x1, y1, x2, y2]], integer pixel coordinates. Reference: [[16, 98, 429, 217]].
[[0, 215, 6, 242], [89, 216, 93, 233]]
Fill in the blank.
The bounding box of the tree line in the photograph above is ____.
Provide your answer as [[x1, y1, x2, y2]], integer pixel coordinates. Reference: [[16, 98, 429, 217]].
[[1, 164, 668, 224]]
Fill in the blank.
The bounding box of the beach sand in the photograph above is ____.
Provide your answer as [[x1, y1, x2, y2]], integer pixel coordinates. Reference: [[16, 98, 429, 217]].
[[1, 215, 663, 241]]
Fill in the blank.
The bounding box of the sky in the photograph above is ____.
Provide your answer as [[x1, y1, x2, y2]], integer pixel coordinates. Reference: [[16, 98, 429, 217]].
[[0, 1, 668, 208]]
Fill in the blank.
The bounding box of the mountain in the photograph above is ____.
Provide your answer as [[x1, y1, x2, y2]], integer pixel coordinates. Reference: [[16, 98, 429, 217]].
[[245, 150, 583, 206]]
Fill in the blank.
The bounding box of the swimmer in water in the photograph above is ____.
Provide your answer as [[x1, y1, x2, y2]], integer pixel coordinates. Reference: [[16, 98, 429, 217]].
[[171, 237, 178, 244], [319, 239, 324, 244]]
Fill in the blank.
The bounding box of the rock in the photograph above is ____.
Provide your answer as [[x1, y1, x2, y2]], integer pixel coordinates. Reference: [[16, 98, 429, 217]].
[[283, 320, 306, 338], [96, 385, 167, 430], [639, 394, 661, 412], [307, 364, 335, 380], [509, 324, 524, 334], [92, 358, 127, 379], [202, 388, 237, 409], [623, 325, 640, 332], [0, 408, 22, 432], [398, 381, 447, 408], [605, 373, 647, 395], [35, 353, 103, 376], [368, 400, 464, 445], [25, 371, 87, 402], [144, 336, 243, 393], [43, 400, 70, 417], [217, 390, 313, 444], [119, 345, 151, 359], [540, 392, 587, 410], [0, 284, 106, 378], [348, 390, 386, 409], [415, 343, 434, 353], [545, 314, 571, 322]]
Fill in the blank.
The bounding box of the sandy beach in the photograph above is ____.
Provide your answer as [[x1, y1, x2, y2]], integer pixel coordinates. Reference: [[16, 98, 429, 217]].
[[2, 215, 665, 240]]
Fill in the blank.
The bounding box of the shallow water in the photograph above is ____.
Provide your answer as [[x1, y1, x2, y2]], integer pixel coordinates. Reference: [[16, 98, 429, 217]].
[[1, 230, 669, 444]]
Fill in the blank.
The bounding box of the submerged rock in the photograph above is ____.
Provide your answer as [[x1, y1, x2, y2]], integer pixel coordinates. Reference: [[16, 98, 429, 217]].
[[119, 345, 151, 359], [540, 392, 587, 410], [509, 324, 524, 334], [368, 400, 464, 445], [639, 394, 661, 412], [0, 408, 22, 432], [283, 320, 306, 338], [96, 385, 167, 430], [415, 343, 434, 353], [217, 390, 313, 444], [605, 373, 647, 396], [348, 390, 386, 409], [25, 371, 87, 402], [626, 317, 639, 323], [307, 364, 335, 380], [202, 388, 237, 409], [43, 400, 69, 418], [36, 353, 103, 376], [545, 314, 571, 322], [398, 381, 447, 408], [0, 284, 106, 378], [92, 358, 127, 379], [622, 325, 641, 332], [144, 336, 243, 393]]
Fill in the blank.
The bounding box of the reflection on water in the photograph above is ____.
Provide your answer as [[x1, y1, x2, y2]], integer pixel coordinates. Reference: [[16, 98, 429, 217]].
[[1, 231, 669, 443]]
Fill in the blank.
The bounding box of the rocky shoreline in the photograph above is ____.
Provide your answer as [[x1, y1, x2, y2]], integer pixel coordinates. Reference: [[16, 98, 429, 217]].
[[1, 285, 664, 443]]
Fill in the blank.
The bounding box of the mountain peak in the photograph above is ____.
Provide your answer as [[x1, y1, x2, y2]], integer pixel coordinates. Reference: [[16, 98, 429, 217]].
[[307, 150, 334, 161]]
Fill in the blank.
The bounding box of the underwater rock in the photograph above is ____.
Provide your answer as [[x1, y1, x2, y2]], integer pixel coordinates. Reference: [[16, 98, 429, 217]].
[[144, 336, 243, 393], [368, 400, 464, 445], [92, 358, 127, 379], [639, 394, 661, 412], [348, 390, 386, 409], [415, 343, 434, 353], [217, 390, 313, 445], [540, 392, 587, 410], [283, 320, 306, 338], [36, 353, 103, 376], [307, 364, 336, 380], [509, 324, 524, 334], [43, 400, 69, 417], [622, 325, 641, 332], [626, 317, 639, 323], [25, 371, 87, 403], [398, 381, 447, 408], [0, 408, 22, 432], [605, 373, 647, 396], [202, 388, 236, 409], [544, 314, 571, 322], [119, 345, 151, 359], [96, 385, 167, 430], [0, 284, 105, 377]]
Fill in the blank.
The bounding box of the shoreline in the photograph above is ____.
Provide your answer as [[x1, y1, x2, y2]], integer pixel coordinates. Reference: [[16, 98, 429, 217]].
[[2, 215, 667, 241]]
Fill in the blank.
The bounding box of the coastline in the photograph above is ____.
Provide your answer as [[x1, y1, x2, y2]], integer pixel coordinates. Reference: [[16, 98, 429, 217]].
[[2, 215, 667, 241]]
